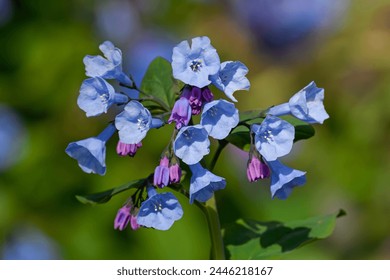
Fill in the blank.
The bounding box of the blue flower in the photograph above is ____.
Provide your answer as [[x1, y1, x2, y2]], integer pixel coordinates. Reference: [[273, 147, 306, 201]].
[[252, 115, 294, 161], [267, 160, 306, 199], [200, 99, 239, 140], [173, 125, 210, 165], [268, 81, 329, 124], [211, 61, 250, 102], [77, 77, 128, 117], [188, 163, 226, 203], [136, 187, 183, 231], [115, 101, 163, 144], [65, 124, 116, 175], [171, 36, 220, 88], [83, 41, 131, 85]]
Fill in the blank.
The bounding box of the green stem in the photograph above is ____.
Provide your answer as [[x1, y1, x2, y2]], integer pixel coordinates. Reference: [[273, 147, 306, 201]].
[[209, 140, 228, 172], [198, 196, 226, 260], [120, 79, 171, 112], [174, 188, 225, 259], [201, 140, 229, 259]]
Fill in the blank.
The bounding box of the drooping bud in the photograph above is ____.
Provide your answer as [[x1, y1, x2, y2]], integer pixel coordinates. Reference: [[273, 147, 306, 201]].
[[169, 163, 182, 184], [114, 205, 132, 231], [246, 156, 270, 182], [116, 141, 142, 157], [153, 156, 170, 188]]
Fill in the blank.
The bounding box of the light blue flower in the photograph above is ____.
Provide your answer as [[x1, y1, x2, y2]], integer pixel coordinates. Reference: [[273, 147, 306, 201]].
[[65, 124, 116, 175], [171, 36, 220, 88], [268, 81, 329, 124], [77, 77, 128, 117], [200, 99, 239, 140], [173, 125, 210, 165], [136, 187, 183, 230], [115, 101, 163, 144], [210, 61, 250, 102], [252, 115, 294, 161], [83, 41, 131, 85], [267, 160, 306, 199], [188, 163, 226, 203]]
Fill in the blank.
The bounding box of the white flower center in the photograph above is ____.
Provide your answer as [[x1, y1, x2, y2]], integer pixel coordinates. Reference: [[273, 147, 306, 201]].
[[137, 118, 148, 131], [261, 130, 274, 143], [153, 202, 163, 212], [190, 60, 203, 72], [99, 93, 109, 104]]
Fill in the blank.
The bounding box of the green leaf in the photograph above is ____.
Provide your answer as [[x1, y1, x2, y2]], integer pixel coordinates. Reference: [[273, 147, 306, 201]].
[[224, 209, 345, 260], [239, 109, 265, 122], [225, 131, 251, 152], [281, 116, 315, 142], [76, 178, 147, 205], [225, 115, 315, 152], [140, 57, 177, 110]]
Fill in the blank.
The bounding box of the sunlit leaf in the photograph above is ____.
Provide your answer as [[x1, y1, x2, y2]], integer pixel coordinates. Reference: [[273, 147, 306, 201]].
[[224, 209, 345, 259]]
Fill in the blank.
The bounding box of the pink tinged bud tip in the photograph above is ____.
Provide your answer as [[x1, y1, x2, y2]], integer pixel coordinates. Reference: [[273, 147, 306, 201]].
[[116, 141, 142, 157], [114, 205, 132, 231], [130, 215, 140, 230], [247, 157, 270, 182], [169, 163, 182, 184]]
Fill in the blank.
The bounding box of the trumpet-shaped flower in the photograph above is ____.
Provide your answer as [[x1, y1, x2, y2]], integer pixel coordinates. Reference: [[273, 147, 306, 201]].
[[136, 187, 183, 231], [211, 61, 250, 102], [267, 160, 306, 199], [188, 163, 226, 203], [252, 115, 294, 161], [173, 125, 210, 165], [115, 101, 163, 144], [267, 81, 329, 124], [83, 41, 131, 85], [77, 77, 128, 117], [200, 99, 239, 139], [172, 36, 220, 88], [65, 124, 116, 175]]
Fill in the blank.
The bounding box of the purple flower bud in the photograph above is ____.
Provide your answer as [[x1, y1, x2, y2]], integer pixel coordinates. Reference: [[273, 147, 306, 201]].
[[153, 156, 170, 188], [130, 214, 140, 230], [201, 87, 214, 103], [168, 97, 192, 129], [169, 163, 182, 184], [246, 156, 270, 182], [188, 87, 202, 115], [116, 141, 142, 157], [181, 86, 214, 115], [114, 205, 131, 231]]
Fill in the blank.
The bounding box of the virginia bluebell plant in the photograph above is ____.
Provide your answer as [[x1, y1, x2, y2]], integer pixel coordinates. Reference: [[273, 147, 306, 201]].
[[66, 36, 331, 259]]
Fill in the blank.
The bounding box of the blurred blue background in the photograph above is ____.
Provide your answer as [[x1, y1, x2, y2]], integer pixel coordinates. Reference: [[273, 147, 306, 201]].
[[1, 0, 390, 259]]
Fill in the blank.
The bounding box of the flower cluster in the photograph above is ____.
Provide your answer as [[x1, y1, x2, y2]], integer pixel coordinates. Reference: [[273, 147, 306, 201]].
[[247, 82, 329, 199], [66, 36, 328, 232]]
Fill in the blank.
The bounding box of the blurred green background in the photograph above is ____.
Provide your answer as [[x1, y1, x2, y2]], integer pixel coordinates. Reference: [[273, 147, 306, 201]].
[[1, 0, 390, 259]]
